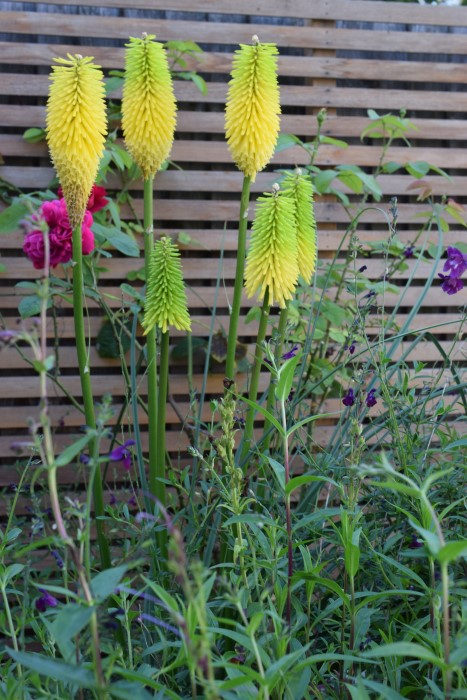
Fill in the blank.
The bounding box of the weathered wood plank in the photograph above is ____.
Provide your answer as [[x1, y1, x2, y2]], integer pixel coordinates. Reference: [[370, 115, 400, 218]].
[[2, 108, 466, 144], [2, 135, 467, 171], [2, 13, 467, 54], [2, 167, 467, 200], [3, 73, 467, 115], [9, 1, 467, 29], [2, 43, 466, 85]]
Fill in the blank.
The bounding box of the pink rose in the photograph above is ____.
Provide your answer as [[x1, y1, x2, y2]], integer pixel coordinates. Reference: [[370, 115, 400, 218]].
[[23, 199, 94, 270]]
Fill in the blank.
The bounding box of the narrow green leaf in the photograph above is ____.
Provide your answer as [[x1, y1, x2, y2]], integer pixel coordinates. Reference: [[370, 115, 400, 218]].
[[362, 642, 445, 669], [91, 565, 128, 602], [275, 352, 302, 403], [267, 457, 285, 490], [287, 411, 338, 438], [6, 650, 96, 688], [54, 432, 95, 468], [239, 396, 285, 437], [436, 541, 467, 566], [285, 474, 337, 496]]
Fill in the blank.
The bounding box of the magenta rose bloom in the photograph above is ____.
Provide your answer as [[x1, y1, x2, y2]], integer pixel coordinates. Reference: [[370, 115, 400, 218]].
[[23, 199, 94, 269]]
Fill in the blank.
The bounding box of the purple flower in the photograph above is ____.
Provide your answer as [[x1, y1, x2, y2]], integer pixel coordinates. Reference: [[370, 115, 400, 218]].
[[108, 439, 136, 471], [365, 388, 377, 408], [282, 344, 299, 360], [404, 245, 414, 259], [443, 246, 467, 278], [127, 495, 137, 508], [408, 534, 423, 550], [439, 273, 464, 296], [358, 265, 367, 273], [79, 453, 90, 465], [342, 388, 356, 407], [35, 588, 58, 612]]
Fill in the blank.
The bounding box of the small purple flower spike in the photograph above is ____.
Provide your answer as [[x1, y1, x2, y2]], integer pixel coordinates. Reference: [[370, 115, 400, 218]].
[[35, 588, 58, 612], [365, 388, 377, 408], [342, 388, 356, 407]]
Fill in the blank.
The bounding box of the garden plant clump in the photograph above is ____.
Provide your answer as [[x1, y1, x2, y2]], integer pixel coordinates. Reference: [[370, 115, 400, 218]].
[[0, 33, 466, 700]]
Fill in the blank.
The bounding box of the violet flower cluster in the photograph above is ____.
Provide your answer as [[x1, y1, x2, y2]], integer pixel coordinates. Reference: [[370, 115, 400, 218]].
[[22, 185, 108, 270], [438, 246, 467, 295]]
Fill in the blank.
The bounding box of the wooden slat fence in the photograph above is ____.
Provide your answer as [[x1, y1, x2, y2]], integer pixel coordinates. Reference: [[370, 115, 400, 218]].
[[0, 0, 466, 507]]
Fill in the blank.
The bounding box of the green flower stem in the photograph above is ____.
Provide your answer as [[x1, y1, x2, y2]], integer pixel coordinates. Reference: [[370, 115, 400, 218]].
[[144, 177, 159, 498], [156, 330, 170, 560], [280, 398, 293, 630], [72, 224, 110, 570], [241, 291, 270, 469], [263, 303, 289, 450], [226, 174, 251, 380]]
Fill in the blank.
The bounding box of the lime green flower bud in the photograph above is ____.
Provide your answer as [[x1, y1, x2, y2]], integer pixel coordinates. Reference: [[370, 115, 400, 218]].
[[122, 34, 177, 179], [244, 185, 299, 308], [143, 237, 191, 334], [283, 170, 317, 283], [225, 38, 280, 181], [46, 54, 107, 229]]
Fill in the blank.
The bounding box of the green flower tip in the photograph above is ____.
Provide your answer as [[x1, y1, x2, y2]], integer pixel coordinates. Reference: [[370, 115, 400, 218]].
[[122, 34, 177, 179], [142, 237, 191, 334], [283, 171, 317, 283], [244, 186, 299, 308]]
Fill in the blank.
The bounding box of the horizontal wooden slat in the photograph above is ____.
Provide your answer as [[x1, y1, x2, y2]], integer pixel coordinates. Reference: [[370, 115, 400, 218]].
[[3, 73, 467, 114], [2, 12, 465, 55], [0, 279, 462, 314], [2, 12, 467, 54], [3, 135, 467, 171], [3, 106, 467, 145], [2, 167, 467, 203], [19, 0, 467, 27], [2, 44, 467, 86], [0, 253, 456, 283]]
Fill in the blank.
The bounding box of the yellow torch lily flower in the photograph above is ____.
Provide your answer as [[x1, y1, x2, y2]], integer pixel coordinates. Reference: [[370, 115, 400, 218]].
[[283, 170, 317, 283], [225, 37, 280, 181], [46, 54, 107, 229], [122, 34, 177, 179], [142, 237, 191, 334], [245, 185, 299, 308]]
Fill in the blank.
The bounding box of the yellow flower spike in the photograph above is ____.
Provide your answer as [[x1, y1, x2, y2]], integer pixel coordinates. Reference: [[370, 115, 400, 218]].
[[122, 34, 177, 179], [46, 54, 107, 229], [245, 184, 299, 308], [283, 170, 317, 283], [142, 237, 191, 334], [225, 37, 280, 181]]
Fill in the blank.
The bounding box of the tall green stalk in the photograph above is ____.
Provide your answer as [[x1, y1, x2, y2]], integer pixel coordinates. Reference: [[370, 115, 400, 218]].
[[72, 224, 110, 570], [225, 174, 251, 380], [263, 304, 289, 450], [241, 291, 270, 468], [156, 330, 170, 559], [143, 177, 159, 498]]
